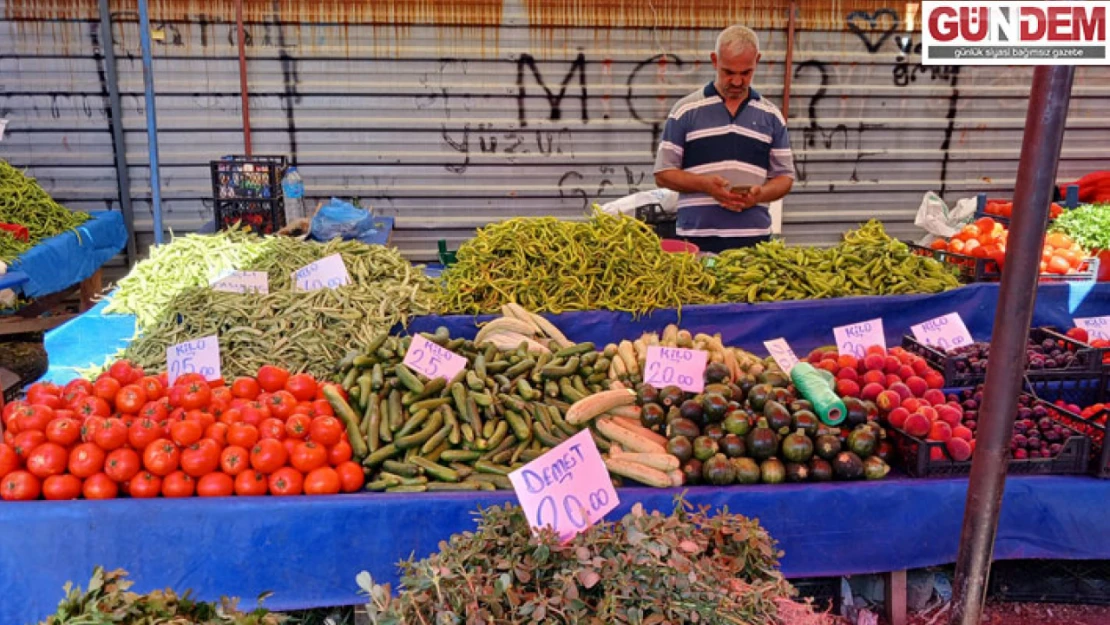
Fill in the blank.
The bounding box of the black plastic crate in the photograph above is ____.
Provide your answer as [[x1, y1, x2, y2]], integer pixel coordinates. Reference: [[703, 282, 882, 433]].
[[1028, 396, 1110, 479], [213, 198, 286, 235], [211, 155, 286, 200], [890, 396, 1091, 478], [989, 559, 1110, 605], [635, 203, 677, 239], [907, 242, 1097, 284], [789, 576, 840, 613], [902, 328, 1104, 388]]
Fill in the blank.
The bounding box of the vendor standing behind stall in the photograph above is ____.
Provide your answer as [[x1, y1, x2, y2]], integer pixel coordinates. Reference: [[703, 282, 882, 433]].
[[653, 25, 795, 254]]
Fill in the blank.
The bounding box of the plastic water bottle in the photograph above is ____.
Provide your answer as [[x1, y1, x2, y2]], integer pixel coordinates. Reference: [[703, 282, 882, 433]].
[[281, 166, 306, 222]]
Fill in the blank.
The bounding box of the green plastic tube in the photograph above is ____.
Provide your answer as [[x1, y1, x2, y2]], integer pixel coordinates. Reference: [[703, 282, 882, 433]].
[[791, 362, 847, 426]]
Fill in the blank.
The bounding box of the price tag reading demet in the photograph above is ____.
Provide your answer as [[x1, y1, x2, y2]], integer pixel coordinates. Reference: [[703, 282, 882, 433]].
[[292, 254, 351, 292], [911, 312, 973, 351], [643, 345, 707, 393], [834, 318, 886, 359], [166, 335, 222, 385], [402, 334, 467, 381], [1074, 316, 1110, 341], [509, 429, 619, 542], [211, 270, 269, 294], [764, 338, 800, 374]]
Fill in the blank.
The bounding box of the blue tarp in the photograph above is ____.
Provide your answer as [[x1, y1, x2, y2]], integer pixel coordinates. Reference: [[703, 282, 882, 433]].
[[9, 210, 128, 299], [4, 476, 1110, 624], [41, 282, 1110, 385]]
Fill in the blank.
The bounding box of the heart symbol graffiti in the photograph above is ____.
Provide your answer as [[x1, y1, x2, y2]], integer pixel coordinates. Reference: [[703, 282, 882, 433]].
[[846, 9, 901, 54]]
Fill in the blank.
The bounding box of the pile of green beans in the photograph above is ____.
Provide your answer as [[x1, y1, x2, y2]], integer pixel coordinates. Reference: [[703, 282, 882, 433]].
[[115, 242, 439, 379], [0, 160, 91, 262], [438, 211, 718, 315], [333, 328, 610, 492], [712, 220, 960, 303]]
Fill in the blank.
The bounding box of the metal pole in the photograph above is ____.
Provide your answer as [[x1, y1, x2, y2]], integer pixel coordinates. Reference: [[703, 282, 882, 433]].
[[97, 0, 137, 265], [780, 0, 796, 120], [236, 0, 253, 155], [949, 65, 1075, 625], [137, 0, 165, 245]]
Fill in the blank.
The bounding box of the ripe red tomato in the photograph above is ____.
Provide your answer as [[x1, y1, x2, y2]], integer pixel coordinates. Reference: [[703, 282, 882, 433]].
[[2, 399, 25, 430], [82, 472, 119, 500], [127, 419, 162, 450], [204, 422, 228, 447], [43, 474, 83, 500], [129, 470, 162, 498], [138, 376, 165, 401], [170, 420, 204, 447], [62, 390, 89, 410], [234, 469, 269, 496], [267, 391, 297, 420], [250, 438, 287, 474], [64, 378, 95, 397], [210, 386, 233, 404], [335, 461, 364, 493], [309, 416, 344, 446], [13, 431, 47, 462], [2, 470, 41, 501], [219, 445, 250, 476], [285, 374, 318, 402], [115, 385, 147, 415], [310, 399, 335, 418], [16, 404, 54, 433], [93, 377, 122, 404], [173, 372, 208, 387], [226, 423, 260, 448], [68, 442, 107, 478], [93, 418, 129, 451], [180, 382, 212, 411], [285, 414, 312, 439], [291, 403, 313, 417], [104, 448, 141, 483], [257, 365, 290, 393], [258, 418, 286, 441], [108, 360, 137, 384], [290, 441, 328, 473], [282, 438, 297, 458], [268, 466, 304, 496], [142, 438, 180, 476], [240, 402, 271, 425], [74, 396, 111, 420], [180, 439, 220, 477], [161, 471, 195, 498], [25, 442, 68, 479], [230, 377, 261, 400], [196, 472, 234, 497], [304, 466, 341, 495], [328, 439, 353, 466], [45, 417, 81, 447], [0, 443, 19, 478], [27, 388, 62, 409], [218, 408, 244, 426]]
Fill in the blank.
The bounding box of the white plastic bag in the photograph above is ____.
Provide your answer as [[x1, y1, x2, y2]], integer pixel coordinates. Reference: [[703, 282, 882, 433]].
[[914, 192, 977, 244], [599, 188, 678, 218]]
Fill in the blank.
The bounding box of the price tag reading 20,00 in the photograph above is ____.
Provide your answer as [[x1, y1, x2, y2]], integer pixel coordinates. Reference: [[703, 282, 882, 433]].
[[643, 345, 707, 393], [834, 318, 886, 359]]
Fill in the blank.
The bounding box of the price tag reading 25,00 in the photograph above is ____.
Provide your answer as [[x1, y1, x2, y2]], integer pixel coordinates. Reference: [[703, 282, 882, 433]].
[[643, 345, 707, 393], [402, 334, 467, 382]]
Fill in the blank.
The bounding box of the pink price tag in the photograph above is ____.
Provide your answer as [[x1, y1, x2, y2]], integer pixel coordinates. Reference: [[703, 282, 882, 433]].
[[763, 338, 800, 374], [834, 318, 886, 359], [911, 313, 973, 351], [643, 345, 707, 393], [402, 334, 467, 381], [509, 429, 619, 542], [1074, 317, 1110, 342]]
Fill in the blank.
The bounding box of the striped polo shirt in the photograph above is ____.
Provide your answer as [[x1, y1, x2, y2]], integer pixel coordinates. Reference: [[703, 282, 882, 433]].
[[653, 83, 795, 238]]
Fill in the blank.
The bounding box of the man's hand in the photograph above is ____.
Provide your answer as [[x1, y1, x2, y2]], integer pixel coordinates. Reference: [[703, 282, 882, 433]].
[[736, 184, 763, 209], [703, 176, 748, 211]]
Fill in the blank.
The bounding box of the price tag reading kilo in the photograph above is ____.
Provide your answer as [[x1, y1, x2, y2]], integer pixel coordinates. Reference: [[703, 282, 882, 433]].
[[643, 345, 707, 393], [509, 429, 619, 542], [211, 270, 269, 294], [1074, 317, 1110, 341], [402, 334, 468, 381], [834, 318, 886, 359], [166, 335, 222, 385], [292, 254, 351, 292], [911, 313, 973, 351]]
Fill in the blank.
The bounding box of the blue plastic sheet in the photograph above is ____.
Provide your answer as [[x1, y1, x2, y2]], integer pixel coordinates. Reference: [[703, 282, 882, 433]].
[[8, 211, 128, 299], [41, 282, 1110, 386], [4, 476, 1110, 624]]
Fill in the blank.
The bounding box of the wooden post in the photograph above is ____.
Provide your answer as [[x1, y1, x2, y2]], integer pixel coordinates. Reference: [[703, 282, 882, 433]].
[[79, 269, 102, 312], [884, 570, 907, 625]]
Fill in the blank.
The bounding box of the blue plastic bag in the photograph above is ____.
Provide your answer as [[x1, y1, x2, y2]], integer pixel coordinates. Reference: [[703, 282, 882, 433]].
[[309, 198, 380, 243]]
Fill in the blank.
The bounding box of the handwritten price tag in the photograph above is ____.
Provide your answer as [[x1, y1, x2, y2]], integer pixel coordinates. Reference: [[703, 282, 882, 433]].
[[402, 334, 468, 381], [764, 338, 800, 374], [166, 335, 221, 385], [292, 254, 351, 292], [643, 345, 707, 393], [509, 429, 619, 542], [1074, 316, 1110, 341], [211, 270, 269, 294], [834, 318, 886, 359], [911, 313, 973, 351]]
